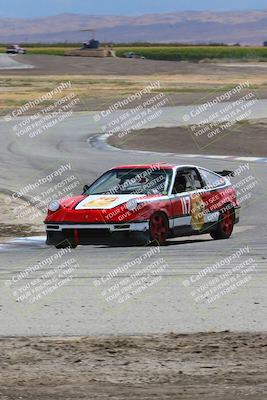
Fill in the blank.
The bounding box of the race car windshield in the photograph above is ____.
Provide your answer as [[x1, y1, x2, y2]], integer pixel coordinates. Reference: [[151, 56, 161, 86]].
[[85, 168, 173, 195]]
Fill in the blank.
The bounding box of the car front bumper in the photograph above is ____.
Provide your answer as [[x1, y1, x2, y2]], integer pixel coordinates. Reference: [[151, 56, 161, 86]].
[[45, 222, 149, 246], [45, 221, 149, 233]]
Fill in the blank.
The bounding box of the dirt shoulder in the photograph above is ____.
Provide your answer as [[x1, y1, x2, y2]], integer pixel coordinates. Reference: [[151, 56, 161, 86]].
[[108, 120, 267, 157], [2, 57, 267, 116], [0, 332, 266, 400], [0, 193, 44, 241]]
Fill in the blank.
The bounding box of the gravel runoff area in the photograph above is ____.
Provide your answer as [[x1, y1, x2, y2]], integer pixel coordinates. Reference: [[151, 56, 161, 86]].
[[0, 193, 43, 241], [0, 332, 266, 400]]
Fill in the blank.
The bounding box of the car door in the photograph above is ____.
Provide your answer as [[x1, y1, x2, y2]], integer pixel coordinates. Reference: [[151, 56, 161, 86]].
[[170, 167, 205, 234], [198, 168, 230, 225]]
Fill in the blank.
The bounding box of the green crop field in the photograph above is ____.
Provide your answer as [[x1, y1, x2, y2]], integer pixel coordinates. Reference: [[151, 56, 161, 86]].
[[1, 44, 267, 61], [26, 47, 76, 55], [0, 46, 76, 56], [115, 46, 267, 61], [25, 47, 77, 56]]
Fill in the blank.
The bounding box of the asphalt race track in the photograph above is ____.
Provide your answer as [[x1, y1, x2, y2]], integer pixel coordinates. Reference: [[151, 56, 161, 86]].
[[0, 54, 34, 69], [0, 109, 266, 336]]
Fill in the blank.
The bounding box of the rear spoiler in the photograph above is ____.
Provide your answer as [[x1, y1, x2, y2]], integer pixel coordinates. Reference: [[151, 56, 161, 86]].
[[214, 170, 235, 177]]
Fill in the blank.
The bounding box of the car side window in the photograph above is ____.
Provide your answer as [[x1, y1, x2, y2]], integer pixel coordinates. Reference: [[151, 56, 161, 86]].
[[172, 168, 203, 194], [200, 169, 226, 189], [172, 174, 187, 194], [186, 169, 203, 191]]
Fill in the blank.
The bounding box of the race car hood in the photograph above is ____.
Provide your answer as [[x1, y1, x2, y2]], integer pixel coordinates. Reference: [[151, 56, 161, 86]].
[[45, 193, 170, 224], [75, 194, 146, 210], [59, 195, 86, 209]]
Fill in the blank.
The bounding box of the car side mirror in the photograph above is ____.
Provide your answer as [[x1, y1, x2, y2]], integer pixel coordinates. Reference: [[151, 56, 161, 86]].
[[83, 185, 89, 194]]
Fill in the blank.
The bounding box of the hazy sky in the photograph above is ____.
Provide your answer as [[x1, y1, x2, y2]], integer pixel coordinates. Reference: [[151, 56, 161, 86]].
[[0, 0, 267, 18]]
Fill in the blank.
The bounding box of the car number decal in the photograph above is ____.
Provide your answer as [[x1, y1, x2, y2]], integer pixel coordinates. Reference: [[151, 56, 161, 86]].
[[181, 196, 191, 215]]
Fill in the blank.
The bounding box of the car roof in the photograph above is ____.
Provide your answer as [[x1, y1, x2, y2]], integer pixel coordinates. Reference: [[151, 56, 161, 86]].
[[111, 163, 202, 171], [111, 163, 175, 170]]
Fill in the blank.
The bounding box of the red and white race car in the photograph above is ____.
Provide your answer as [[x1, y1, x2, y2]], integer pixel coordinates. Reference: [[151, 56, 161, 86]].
[[45, 163, 240, 248]]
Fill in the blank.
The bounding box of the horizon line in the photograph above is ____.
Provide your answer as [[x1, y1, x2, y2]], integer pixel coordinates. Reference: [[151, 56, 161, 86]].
[[1, 8, 267, 20]]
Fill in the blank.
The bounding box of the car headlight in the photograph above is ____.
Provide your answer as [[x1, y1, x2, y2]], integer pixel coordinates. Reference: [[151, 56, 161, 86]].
[[126, 199, 138, 211], [48, 200, 60, 212]]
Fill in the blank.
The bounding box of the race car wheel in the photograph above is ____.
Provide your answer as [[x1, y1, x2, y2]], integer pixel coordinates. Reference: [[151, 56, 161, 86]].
[[149, 212, 169, 245], [210, 208, 234, 240]]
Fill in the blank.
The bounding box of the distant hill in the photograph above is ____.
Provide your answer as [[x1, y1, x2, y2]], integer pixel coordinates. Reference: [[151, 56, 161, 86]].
[[1, 10, 267, 44]]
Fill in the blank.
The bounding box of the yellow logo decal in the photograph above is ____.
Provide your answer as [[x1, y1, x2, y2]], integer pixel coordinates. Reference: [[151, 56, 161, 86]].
[[83, 197, 118, 208], [191, 193, 206, 231]]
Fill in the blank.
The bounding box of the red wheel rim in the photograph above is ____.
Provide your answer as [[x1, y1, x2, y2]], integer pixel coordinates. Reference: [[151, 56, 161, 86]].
[[221, 210, 234, 235], [150, 214, 168, 243]]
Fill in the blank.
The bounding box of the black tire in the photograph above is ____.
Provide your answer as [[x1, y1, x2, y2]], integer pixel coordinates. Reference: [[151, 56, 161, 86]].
[[210, 207, 235, 240], [149, 212, 169, 245], [131, 213, 169, 246]]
